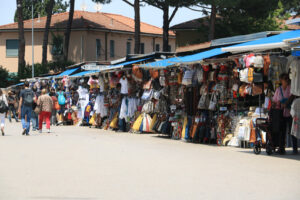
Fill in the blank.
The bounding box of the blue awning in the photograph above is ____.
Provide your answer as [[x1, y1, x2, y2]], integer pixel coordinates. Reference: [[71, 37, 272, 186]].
[[114, 57, 153, 67], [101, 57, 153, 72], [55, 67, 80, 78], [139, 57, 181, 68], [222, 30, 300, 53], [177, 48, 225, 63], [70, 70, 100, 77]]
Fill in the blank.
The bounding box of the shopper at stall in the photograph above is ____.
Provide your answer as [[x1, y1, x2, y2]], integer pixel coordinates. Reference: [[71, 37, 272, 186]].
[[18, 81, 35, 136], [290, 97, 300, 154], [272, 73, 292, 154], [109, 83, 121, 122], [7, 91, 18, 122], [37, 89, 53, 133], [49, 88, 58, 126], [0, 89, 8, 136]]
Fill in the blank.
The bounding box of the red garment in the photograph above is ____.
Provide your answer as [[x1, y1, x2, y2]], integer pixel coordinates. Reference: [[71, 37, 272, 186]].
[[39, 111, 51, 130]]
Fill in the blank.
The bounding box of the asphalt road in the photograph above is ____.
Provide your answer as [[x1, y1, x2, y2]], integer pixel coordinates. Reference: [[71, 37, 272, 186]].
[[0, 121, 299, 200]]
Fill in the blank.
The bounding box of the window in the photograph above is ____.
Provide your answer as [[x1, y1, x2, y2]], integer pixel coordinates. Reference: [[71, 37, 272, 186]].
[[51, 34, 63, 56], [96, 39, 101, 57], [126, 42, 131, 55], [168, 45, 172, 52], [6, 39, 19, 57], [155, 44, 160, 52], [140, 43, 145, 54], [110, 40, 115, 58]]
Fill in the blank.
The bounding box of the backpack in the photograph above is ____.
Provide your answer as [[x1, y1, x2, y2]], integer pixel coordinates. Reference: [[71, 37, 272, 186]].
[[0, 96, 8, 113], [23, 90, 34, 106], [58, 92, 66, 105]]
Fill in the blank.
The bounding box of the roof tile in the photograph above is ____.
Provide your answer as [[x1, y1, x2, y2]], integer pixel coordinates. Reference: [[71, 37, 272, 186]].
[[0, 11, 175, 36]]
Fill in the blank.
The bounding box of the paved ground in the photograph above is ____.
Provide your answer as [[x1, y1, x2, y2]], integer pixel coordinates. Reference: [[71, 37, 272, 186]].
[[0, 121, 299, 200]]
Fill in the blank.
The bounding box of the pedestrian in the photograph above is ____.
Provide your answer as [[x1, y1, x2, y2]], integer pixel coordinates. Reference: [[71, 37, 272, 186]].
[[272, 73, 292, 154], [31, 86, 40, 131], [18, 81, 35, 136], [49, 88, 58, 125], [7, 91, 19, 122], [0, 89, 8, 136], [37, 89, 53, 133], [57, 87, 66, 125]]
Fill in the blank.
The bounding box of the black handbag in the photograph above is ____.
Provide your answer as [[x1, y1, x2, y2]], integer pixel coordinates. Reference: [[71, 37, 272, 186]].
[[0, 97, 8, 113]]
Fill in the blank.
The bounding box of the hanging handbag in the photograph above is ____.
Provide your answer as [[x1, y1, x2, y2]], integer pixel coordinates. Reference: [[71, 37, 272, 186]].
[[208, 92, 218, 111], [177, 71, 183, 84], [132, 66, 143, 81], [208, 71, 215, 82], [197, 93, 209, 109], [196, 68, 204, 83], [239, 84, 247, 97], [253, 71, 263, 83], [248, 67, 254, 82], [239, 68, 249, 83], [143, 79, 152, 90], [159, 75, 166, 87], [202, 65, 210, 72], [252, 84, 263, 96], [182, 70, 194, 86], [141, 89, 153, 100], [142, 101, 154, 114]]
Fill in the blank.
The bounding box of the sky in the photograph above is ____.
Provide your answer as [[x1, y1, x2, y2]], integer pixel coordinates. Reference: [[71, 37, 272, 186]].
[[0, 0, 203, 27]]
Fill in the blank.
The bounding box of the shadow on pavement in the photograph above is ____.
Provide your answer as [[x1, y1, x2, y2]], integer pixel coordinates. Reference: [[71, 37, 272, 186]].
[[238, 149, 300, 161]]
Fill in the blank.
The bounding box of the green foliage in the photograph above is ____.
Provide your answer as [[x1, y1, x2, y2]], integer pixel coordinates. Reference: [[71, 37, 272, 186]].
[[143, 0, 198, 9], [281, 0, 300, 15], [14, 0, 68, 22], [193, 0, 293, 40], [91, 0, 112, 4], [0, 66, 9, 88], [19, 60, 74, 79]]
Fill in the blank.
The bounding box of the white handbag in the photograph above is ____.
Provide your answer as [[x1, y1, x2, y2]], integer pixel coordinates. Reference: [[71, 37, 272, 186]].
[[141, 89, 153, 100], [197, 93, 209, 109], [208, 93, 217, 111]]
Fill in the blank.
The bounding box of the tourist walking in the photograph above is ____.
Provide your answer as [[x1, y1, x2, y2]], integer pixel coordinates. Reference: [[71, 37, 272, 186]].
[[49, 88, 58, 125], [7, 91, 18, 122], [57, 87, 66, 124], [0, 89, 8, 136], [37, 89, 53, 133], [31, 86, 40, 131], [18, 81, 35, 136]]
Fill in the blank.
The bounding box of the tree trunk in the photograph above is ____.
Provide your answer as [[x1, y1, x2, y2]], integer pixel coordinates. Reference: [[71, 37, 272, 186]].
[[17, 0, 25, 77], [42, 0, 54, 65], [208, 4, 217, 41], [63, 0, 75, 62], [134, 0, 140, 54], [162, 5, 169, 52]]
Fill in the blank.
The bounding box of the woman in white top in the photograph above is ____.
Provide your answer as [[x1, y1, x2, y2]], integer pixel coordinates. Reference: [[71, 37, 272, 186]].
[[0, 89, 8, 136]]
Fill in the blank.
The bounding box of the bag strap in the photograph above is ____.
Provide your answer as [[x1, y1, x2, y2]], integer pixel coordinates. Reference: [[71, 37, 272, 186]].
[[279, 86, 285, 99]]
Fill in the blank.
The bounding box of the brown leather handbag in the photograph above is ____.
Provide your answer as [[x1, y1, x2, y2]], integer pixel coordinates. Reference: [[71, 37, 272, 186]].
[[252, 84, 263, 96]]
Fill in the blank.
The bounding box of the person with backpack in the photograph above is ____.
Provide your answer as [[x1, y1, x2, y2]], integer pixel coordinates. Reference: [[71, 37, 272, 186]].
[[37, 89, 53, 133], [18, 81, 35, 136], [57, 87, 66, 125], [0, 89, 8, 136]]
